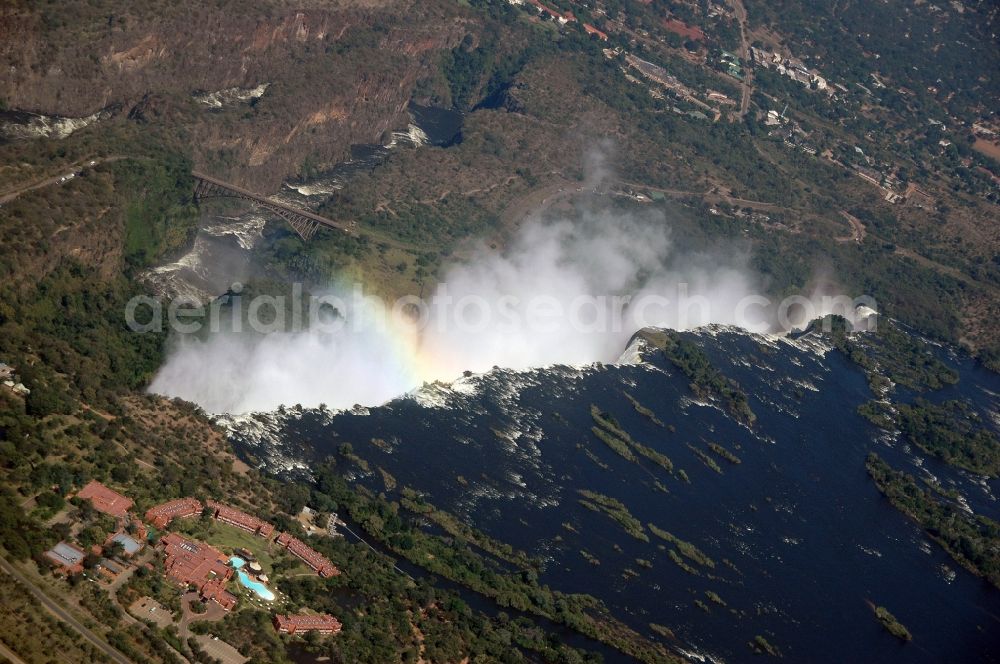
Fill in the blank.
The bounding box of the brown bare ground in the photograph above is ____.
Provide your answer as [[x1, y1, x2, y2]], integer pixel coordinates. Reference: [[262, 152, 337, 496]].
[[973, 138, 1000, 161]]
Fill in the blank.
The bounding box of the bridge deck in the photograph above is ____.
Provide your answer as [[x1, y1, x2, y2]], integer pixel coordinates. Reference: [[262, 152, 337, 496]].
[[191, 171, 355, 235]]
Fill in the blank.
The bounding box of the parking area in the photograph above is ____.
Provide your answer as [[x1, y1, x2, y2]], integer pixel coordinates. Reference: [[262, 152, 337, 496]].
[[193, 634, 248, 664], [128, 597, 172, 629]]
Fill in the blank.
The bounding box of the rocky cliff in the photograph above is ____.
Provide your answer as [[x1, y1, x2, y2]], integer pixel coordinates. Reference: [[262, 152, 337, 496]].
[[0, 0, 472, 189]]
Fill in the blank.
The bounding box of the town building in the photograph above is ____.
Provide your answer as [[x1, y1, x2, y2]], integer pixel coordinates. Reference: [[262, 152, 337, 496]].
[[145, 497, 203, 529], [707, 90, 735, 105], [200, 578, 238, 611], [525, 0, 575, 24], [662, 18, 705, 41], [106, 531, 144, 556], [583, 23, 608, 41], [205, 500, 275, 538], [273, 613, 342, 635], [96, 558, 125, 581], [275, 532, 340, 578], [76, 480, 133, 518], [44, 541, 87, 575], [159, 532, 236, 611]]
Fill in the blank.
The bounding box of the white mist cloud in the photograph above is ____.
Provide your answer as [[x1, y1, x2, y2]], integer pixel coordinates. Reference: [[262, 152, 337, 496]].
[[148, 207, 767, 414]]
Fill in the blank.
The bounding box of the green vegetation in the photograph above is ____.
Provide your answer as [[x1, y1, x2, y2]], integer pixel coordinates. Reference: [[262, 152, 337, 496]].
[[578, 490, 648, 542], [631, 441, 675, 474], [590, 405, 674, 473], [648, 524, 715, 569], [1, 0, 997, 660], [0, 128, 645, 660], [0, 572, 112, 663], [751, 634, 782, 657], [191, 610, 286, 663], [378, 466, 397, 492], [649, 623, 675, 640], [623, 391, 665, 427], [311, 467, 674, 663], [705, 590, 726, 607], [826, 317, 959, 393], [636, 331, 755, 425], [0, 484, 54, 561], [399, 487, 537, 569], [686, 444, 723, 474], [873, 605, 912, 642], [172, 518, 304, 576], [590, 424, 636, 461], [866, 453, 1000, 588], [857, 400, 896, 430], [667, 550, 699, 575], [581, 445, 610, 470], [120, 156, 199, 269], [707, 442, 741, 464], [119, 562, 182, 617], [896, 400, 1000, 477]]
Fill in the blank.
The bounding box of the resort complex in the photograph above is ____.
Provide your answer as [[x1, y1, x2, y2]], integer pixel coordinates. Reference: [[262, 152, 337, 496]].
[[206, 500, 276, 539], [42, 541, 87, 576], [145, 497, 203, 529], [274, 613, 343, 635], [76, 480, 134, 518], [275, 532, 340, 577], [160, 532, 237, 611], [41, 480, 343, 640]]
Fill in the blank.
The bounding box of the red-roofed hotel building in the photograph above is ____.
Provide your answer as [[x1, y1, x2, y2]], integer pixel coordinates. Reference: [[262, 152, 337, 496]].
[[76, 480, 133, 518], [273, 613, 342, 635], [145, 498, 203, 529], [275, 532, 340, 578], [159, 532, 238, 611], [205, 500, 275, 538]]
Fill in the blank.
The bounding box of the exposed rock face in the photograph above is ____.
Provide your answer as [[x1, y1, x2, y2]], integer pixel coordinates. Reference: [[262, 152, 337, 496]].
[[0, 0, 472, 189]]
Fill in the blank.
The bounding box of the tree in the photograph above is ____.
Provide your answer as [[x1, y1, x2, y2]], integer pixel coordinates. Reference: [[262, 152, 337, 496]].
[[106, 540, 126, 559]]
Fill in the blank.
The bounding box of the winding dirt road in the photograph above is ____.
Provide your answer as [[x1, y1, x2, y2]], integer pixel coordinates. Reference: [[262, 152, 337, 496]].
[[0, 156, 126, 205], [730, 0, 754, 117]]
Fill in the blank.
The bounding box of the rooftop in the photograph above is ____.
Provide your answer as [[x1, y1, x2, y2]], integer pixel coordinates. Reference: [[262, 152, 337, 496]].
[[274, 613, 342, 634], [160, 532, 232, 589], [206, 500, 275, 538], [109, 532, 143, 555], [77, 480, 133, 518], [275, 532, 340, 578], [145, 497, 203, 528], [45, 541, 86, 568]]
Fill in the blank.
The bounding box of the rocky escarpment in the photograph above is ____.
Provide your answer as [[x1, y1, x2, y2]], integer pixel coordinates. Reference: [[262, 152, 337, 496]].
[[0, 0, 472, 189]]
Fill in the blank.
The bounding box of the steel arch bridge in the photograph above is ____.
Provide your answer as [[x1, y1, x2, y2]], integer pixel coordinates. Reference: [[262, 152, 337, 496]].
[[192, 171, 356, 241]]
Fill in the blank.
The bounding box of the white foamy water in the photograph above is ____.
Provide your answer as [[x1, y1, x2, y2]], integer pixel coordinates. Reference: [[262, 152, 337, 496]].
[[141, 213, 266, 302], [387, 123, 430, 148], [1, 109, 107, 140], [202, 214, 267, 251], [194, 83, 269, 109], [281, 124, 429, 198]]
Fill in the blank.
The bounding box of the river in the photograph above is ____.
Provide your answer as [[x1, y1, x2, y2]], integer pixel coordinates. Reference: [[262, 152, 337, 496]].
[[225, 326, 1000, 663]]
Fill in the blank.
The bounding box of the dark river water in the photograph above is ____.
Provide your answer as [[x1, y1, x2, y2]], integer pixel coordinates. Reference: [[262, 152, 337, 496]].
[[226, 326, 1000, 663]]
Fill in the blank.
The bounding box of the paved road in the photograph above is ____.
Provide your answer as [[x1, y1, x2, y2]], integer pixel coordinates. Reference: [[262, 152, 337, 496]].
[[0, 554, 134, 664], [0, 156, 126, 205]]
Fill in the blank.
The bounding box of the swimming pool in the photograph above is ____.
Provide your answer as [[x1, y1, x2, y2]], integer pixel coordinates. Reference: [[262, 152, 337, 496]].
[[230, 556, 275, 601]]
